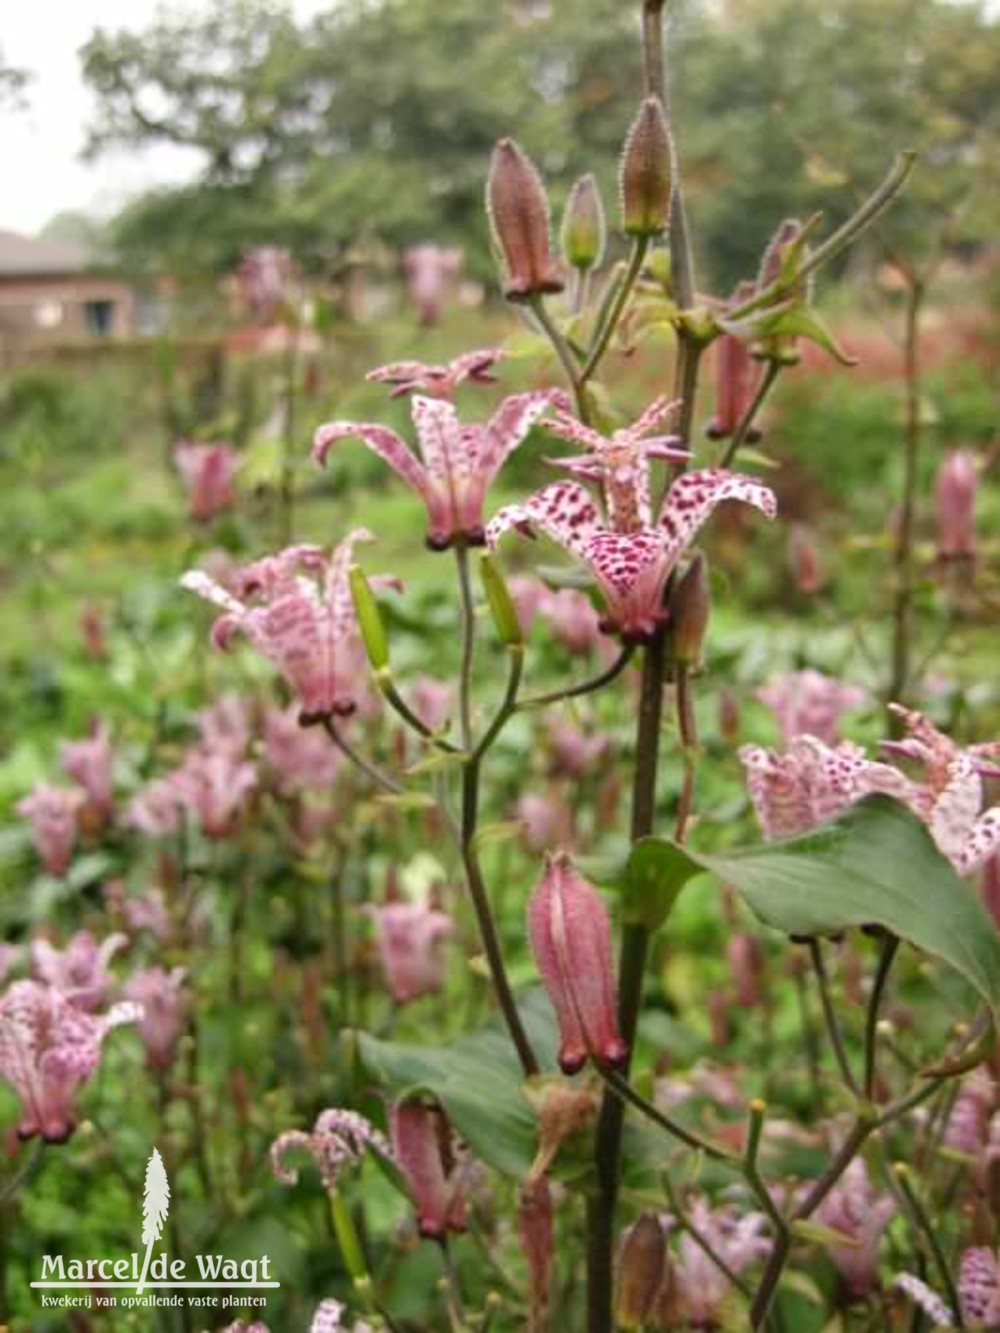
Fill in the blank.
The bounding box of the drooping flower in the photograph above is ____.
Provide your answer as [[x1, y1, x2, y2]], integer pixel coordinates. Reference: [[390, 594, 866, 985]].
[[309, 1298, 374, 1333], [31, 931, 126, 1012], [174, 443, 240, 523], [60, 722, 115, 821], [740, 736, 912, 842], [263, 704, 339, 795], [757, 670, 867, 746], [16, 784, 84, 877], [182, 531, 392, 721], [528, 852, 626, 1074], [367, 349, 503, 399], [617, 1214, 667, 1330], [0, 981, 140, 1142], [489, 465, 776, 641], [660, 1199, 770, 1327], [815, 1158, 895, 1297], [366, 901, 453, 1005], [390, 1099, 471, 1239], [170, 748, 258, 839], [122, 967, 186, 1070], [880, 706, 1000, 875], [935, 449, 978, 561], [313, 392, 559, 550], [271, 1108, 392, 1190]]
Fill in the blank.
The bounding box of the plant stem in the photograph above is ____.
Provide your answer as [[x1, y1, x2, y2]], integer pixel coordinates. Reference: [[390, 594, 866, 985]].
[[516, 643, 635, 711], [808, 939, 859, 1096], [642, 1, 666, 101], [473, 646, 523, 762], [321, 717, 403, 795], [455, 546, 476, 752], [595, 1062, 734, 1161], [529, 296, 587, 420], [580, 238, 650, 385], [662, 1171, 754, 1300], [887, 274, 925, 718], [674, 664, 698, 842], [587, 628, 667, 1333], [894, 1165, 965, 1328], [718, 362, 782, 469], [379, 674, 461, 753], [864, 934, 900, 1099]]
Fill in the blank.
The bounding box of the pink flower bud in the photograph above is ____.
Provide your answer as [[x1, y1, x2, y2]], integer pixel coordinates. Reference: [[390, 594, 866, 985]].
[[616, 1214, 667, 1329], [706, 284, 762, 441], [487, 139, 564, 301], [528, 852, 626, 1074], [935, 449, 977, 561], [619, 98, 673, 238], [16, 784, 83, 877], [517, 1177, 554, 1331], [669, 551, 710, 668], [390, 1100, 469, 1240], [727, 933, 766, 1007]]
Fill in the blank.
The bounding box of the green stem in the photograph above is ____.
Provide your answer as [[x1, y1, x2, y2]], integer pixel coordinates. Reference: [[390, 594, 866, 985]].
[[455, 546, 476, 752], [864, 934, 900, 1099], [808, 939, 859, 1096], [580, 238, 650, 385], [718, 362, 782, 469], [516, 643, 635, 711], [321, 717, 403, 795], [379, 674, 461, 753], [662, 1171, 753, 1300], [595, 1062, 733, 1161], [529, 296, 587, 420], [894, 1165, 965, 1329], [473, 646, 523, 762]]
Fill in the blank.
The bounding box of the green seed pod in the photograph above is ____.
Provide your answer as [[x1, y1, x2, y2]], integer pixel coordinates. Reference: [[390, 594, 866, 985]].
[[349, 564, 390, 672], [669, 551, 710, 668], [486, 138, 564, 302], [480, 554, 523, 648], [619, 97, 673, 238], [616, 1213, 666, 1329], [561, 173, 606, 273]]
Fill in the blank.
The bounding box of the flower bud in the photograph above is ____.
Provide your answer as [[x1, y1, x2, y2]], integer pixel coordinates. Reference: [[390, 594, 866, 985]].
[[706, 282, 762, 441], [788, 523, 824, 595], [390, 1099, 468, 1239], [756, 218, 811, 364], [935, 449, 977, 561], [669, 551, 710, 668], [527, 1081, 597, 1183], [561, 174, 606, 272], [349, 565, 390, 672], [480, 554, 524, 648], [487, 139, 564, 302], [616, 1213, 666, 1329], [528, 852, 627, 1075], [718, 687, 741, 744], [619, 98, 673, 238]]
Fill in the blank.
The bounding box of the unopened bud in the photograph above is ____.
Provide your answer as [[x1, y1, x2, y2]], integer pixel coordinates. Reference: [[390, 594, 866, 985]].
[[616, 1213, 666, 1329], [480, 554, 523, 649], [669, 551, 710, 667], [561, 174, 606, 272], [756, 218, 811, 364], [487, 138, 564, 302], [619, 98, 673, 238], [718, 687, 741, 744], [349, 565, 390, 671], [935, 449, 977, 561]]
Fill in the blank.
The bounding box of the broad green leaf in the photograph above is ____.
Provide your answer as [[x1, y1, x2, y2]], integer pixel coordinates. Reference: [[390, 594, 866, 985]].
[[621, 837, 692, 930], [653, 796, 1000, 1027]]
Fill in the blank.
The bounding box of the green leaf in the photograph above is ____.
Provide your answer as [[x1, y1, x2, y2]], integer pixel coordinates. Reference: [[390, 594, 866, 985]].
[[356, 995, 559, 1179], [621, 837, 698, 930], [654, 796, 1000, 1027]]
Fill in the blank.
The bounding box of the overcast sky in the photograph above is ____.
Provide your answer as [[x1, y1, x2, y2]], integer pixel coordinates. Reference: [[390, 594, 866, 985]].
[[2, 0, 327, 236]]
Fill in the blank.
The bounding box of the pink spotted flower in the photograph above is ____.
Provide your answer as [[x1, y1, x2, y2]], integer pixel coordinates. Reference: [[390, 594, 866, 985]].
[[660, 1199, 770, 1327], [815, 1158, 895, 1297], [31, 931, 126, 1012], [182, 530, 394, 722], [528, 851, 626, 1075], [366, 348, 503, 399], [271, 1108, 392, 1190], [897, 1247, 1000, 1327], [313, 391, 560, 549], [757, 670, 867, 746], [17, 784, 84, 877], [0, 980, 140, 1141], [488, 403, 775, 640], [366, 901, 453, 1004], [174, 443, 240, 522]]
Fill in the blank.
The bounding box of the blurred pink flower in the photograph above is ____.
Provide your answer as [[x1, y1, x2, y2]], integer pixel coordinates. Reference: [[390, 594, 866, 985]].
[[271, 1108, 391, 1190], [309, 1300, 374, 1333], [366, 901, 452, 1004], [789, 523, 824, 594], [757, 670, 867, 746], [898, 1247, 1000, 1327], [122, 967, 186, 1070], [61, 722, 115, 820], [400, 244, 462, 325], [170, 748, 257, 839], [816, 1158, 895, 1296], [390, 1100, 469, 1239], [727, 932, 766, 1007], [127, 777, 182, 838], [410, 678, 454, 734], [663, 1199, 770, 1326], [238, 245, 293, 324], [548, 720, 611, 778], [528, 852, 626, 1075], [263, 705, 339, 795], [517, 793, 574, 855], [31, 931, 126, 1012], [174, 443, 240, 523], [314, 392, 559, 550], [489, 466, 775, 641], [197, 695, 253, 758], [706, 286, 763, 442], [104, 882, 172, 940], [367, 348, 502, 399], [541, 587, 604, 655], [0, 980, 140, 1141], [935, 449, 978, 560], [517, 1177, 554, 1331], [183, 531, 392, 722], [16, 784, 84, 876]]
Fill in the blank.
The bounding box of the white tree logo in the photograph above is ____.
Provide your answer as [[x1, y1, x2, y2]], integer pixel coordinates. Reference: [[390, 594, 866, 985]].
[[136, 1148, 170, 1294]]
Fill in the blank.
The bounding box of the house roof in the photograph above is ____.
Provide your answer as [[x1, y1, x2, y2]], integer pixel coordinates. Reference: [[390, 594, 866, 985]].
[[0, 230, 94, 277]]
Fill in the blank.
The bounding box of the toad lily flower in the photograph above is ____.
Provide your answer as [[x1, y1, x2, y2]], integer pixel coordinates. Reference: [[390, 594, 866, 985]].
[[60, 721, 115, 822], [31, 931, 126, 1012], [16, 784, 84, 877], [122, 967, 187, 1070], [366, 348, 504, 399], [897, 1247, 1000, 1327], [757, 670, 867, 746], [815, 1158, 895, 1298], [365, 901, 453, 1005], [271, 1108, 392, 1190], [312, 391, 561, 550], [489, 466, 776, 641], [528, 851, 626, 1074], [0, 981, 140, 1142], [390, 1099, 472, 1239], [174, 443, 240, 523], [182, 530, 395, 722]]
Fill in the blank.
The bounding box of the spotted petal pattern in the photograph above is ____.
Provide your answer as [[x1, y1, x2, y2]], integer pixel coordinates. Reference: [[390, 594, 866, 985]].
[[366, 348, 504, 399]]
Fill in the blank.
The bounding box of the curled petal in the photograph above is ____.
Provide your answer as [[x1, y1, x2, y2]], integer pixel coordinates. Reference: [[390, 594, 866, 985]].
[[659, 468, 777, 565], [312, 421, 429, 498], [487, 482, 601, 560]]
